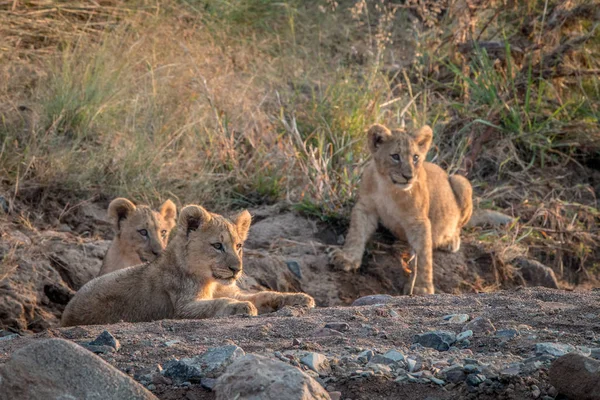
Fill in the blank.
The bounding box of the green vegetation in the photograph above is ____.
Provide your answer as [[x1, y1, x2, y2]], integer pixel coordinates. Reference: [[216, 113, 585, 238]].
[[1, 0, 598, 281]]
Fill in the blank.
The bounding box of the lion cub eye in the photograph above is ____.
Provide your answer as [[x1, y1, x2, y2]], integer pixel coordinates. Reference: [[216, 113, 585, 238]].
[[236, 243, 243, 251], [413, 154, 419, 164], [161, 230, 167, 238], [212, 243, 224, 251], [391, 154, 400, 162], [138, 229, 148, 237]]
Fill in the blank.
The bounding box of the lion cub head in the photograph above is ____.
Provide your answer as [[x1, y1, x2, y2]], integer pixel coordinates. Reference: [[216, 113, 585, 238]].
[[108, 198, 177, 263], [367, 123, 433, 191], [172, 205, 251, 285]]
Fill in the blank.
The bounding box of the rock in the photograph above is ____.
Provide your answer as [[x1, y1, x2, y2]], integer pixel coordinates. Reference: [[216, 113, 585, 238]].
[[444, 366, 467, 383], [549, 353, 600, 400], [382, 349, 405, 363], [443, 314, 470, 324], [532, 384, 541, 398], [162, 345, 245, 383], [164, 339, 181, 347], [467, 209, 514, 227], [89, 330, 121, 351], [351, 294, 394, 306], [82, 344, 116, 354], [0, 333, 19, 341], [457, 330, 473, 342], [414, 331, 457, 351], [463, 364, 481, 374], [286, 261, 302, 279], [536, 342, 576, 357], [590, 348, 600, 360], [514, 258, 559, 289], [329, 391, 342, 400], [163, 359, 203, 384], [430, 377, 445, 385], [301, 352, 331, 375], [0, 338, 156, 399], [499, 364, 521, 377], [357, 350, 374, 363], [324, 322, 350, 332], [201, 377, 217, 391], [464, 317, 496, 335], [214, 354, 330, 400], [312, 328, 344, 337], [466, 374, 486, 387], [496, 329, 519, 339]]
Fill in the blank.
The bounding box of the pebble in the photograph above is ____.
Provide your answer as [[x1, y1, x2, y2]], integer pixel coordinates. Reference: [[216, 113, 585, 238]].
[[531, 384, 541, 398], [324, 322, 350, 332], [0, 334, 19, 342], [201, 377, 217, 391], [147, 384, 156, 391], [164, 340, 180, 347], [382, 349, 405, 363], [285, 261, 302, 279], [0, 195, 8, 213], [329, 391, 342, 400], [430, 377, 445, 385], [590, 348, 600, 360], [465, 374, 486, 387], [463, 364, 481, 374], [357, 350, 374, 363], [89, 330, 120, 351], [496, 329, 519, 339], [456, 330, 473, 342], [414, 331, 457, 351], [443, 314, 470, 324], [300, 352, 331, 375], [444, 367, 467, 383], [535, 342, 576, 357]]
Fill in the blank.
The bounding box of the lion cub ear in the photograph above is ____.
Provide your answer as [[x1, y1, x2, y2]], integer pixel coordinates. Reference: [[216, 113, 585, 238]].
[[159, 199, 177, 229], [367, 124, 392, 154], [231, 210, 252, 242], [107, 198, 136, 231], [412, 125, 433, 153], [178, 205, 212, 236]]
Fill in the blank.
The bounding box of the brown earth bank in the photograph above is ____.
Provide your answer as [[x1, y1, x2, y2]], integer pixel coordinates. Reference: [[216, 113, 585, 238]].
[[0, 287, 599, 400]]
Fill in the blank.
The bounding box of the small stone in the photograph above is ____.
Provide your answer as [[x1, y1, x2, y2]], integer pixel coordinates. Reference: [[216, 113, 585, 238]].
[[465, 374, 486, 387], [329, 391, 342, 400], [382, 350, 405, 363], [146, 384, 156, 391], [535, 342, 576, 357], [0, 334, 19, 342], [285, 261, 302, 279], [464, 317, 496, 336], [590, 348, 600, 360], [164, 340, 181, 347], [0, 196, 9, 213], [549, 353, 600, 400], [163, 360, 203, 384], [82, 344, 115, 354], [443, 314, 469, 324], [201, 377, 217, 391], [531, 384, 541, 398], [457, 330, 473, 342], [496, 329, 519, 339], [463, 364, 480, 374], [300, 352, 331, 375], [89, 330, 121, 351], [357, 350, 374, 363], [293, 338, 302, 346], [499, 364, 521, 377], [444, 367, 466, 383], [430, 377, 445, 385], [351, 294, 394, 306], [324, 322, 350, 332], [414, 331, 457, 351]]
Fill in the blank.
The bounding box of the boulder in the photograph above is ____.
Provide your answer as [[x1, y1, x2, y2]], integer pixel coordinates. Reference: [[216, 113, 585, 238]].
[[215, 354, 330, 400], [0, 338, 156, 400], [549, 353, 600, 400]]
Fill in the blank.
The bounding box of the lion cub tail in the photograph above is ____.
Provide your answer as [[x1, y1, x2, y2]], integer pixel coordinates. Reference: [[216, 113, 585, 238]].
[[449, 174, 473, 228]]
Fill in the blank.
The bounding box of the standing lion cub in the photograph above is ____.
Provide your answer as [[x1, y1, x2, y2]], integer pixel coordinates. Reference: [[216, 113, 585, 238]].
[[97, 198, 177, 277], [328, 123, 473, 294], [62, 205, 315, 326]]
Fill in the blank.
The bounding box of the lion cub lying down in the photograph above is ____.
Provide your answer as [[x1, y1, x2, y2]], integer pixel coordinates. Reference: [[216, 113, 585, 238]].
[[62, 205, 315, 326], [97, 197, 177, 277], [329, 124, 473, 294]]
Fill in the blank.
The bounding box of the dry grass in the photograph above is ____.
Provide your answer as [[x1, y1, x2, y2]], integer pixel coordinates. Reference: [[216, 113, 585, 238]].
[[0, 0, 599, 285]]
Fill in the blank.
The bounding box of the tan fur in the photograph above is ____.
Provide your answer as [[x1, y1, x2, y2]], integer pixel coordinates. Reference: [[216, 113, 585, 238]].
[[97, 198, 177, 277], [62, 205, 315, 326], [328, 123, 473, 294]]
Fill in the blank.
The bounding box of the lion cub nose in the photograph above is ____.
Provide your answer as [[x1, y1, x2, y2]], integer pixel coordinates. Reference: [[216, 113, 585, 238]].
[[229, 264, 241, 273], [402, 173, 413, 181]]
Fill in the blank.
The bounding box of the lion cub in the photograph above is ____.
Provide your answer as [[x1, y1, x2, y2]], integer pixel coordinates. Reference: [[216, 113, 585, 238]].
[[62, 205, 315, 326], [97, 198, 177, 277], [329, 124, 473, 294]]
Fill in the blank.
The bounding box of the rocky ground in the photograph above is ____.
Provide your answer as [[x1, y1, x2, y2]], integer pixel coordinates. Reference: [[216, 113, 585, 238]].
[[1, 196, 596, 399], [1, 287, 599, 399]]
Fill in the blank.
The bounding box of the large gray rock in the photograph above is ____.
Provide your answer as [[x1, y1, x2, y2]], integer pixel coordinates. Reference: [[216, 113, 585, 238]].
[[514, 258, 559, 289], [0, 338, 156, 400], [214, 354, 330, 400], [413, 331, 456, 351], [163, 345, 245, 383], [549, 353, 600, 400]]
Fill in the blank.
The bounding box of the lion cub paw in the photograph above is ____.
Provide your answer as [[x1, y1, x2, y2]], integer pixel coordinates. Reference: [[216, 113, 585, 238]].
[[279, 293, 316, 309], [327, 247, 361, 272], [222, 301, 258, 317]]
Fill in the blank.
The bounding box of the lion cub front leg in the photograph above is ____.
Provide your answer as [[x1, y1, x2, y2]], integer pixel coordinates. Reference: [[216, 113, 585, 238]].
[[329, 202, 378, 272], [218, 285, 315, 314], [175, 298, 257, 319], [403, 219, 435, 295]]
